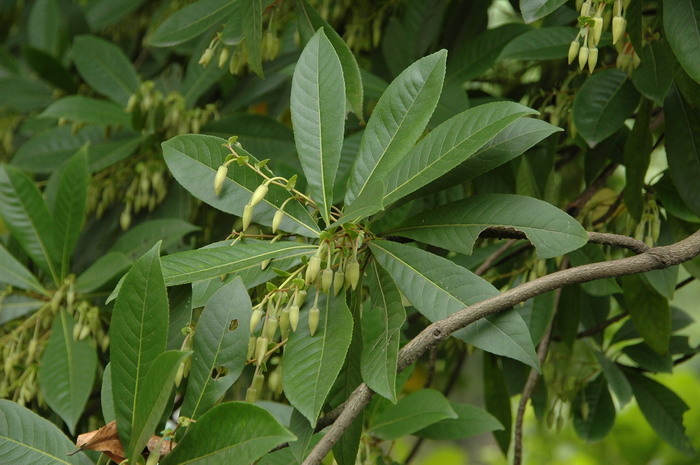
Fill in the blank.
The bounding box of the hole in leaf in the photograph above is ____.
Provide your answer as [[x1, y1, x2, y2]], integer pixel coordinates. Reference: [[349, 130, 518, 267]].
[[211, 365, 229, 380], [229, 319, 238, 331]]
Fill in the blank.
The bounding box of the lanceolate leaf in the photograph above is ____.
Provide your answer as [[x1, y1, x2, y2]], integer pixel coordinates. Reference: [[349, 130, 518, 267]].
[[0, 165, 60, 284], [370, 240, 538, 368], [242, 0, 264, 77], [161, 402, 295, 465], [663, 0, 700, 84], [632, 40, 674, 105], [73, 35, 140, 106], [129, 350, 190, 463], [0, 400, 93, 465], [283, 292, 353, 426], [622, 275, 671, 355], [180, 278, 252, 422], [572, 375, 615, 441], [150, 0, 239, 47], [594, 352, 632, 407], [75, 251, 131, 293], [51, 147, 88, 279], [345, 50, 447, 211], [162, 134, 321, 238], [381, 102, 537, 206], [296, 0, 363, 119], [416, 403, 503, 440], [291, 29, 345, 226], [110, 243, 169, 449], [519, 0, 568, 24], [40, 96, 131, 126], [627, 372, 694, 454], [0, 242, 48, 295], [390, 195, 588, 259], [161, 241, 316, 286], [369, 389, 457, 440], [573, 69, 640, 147], [416, 118, 561, 198], [361, 260, 405, 403], [38, 310, 97, 435]]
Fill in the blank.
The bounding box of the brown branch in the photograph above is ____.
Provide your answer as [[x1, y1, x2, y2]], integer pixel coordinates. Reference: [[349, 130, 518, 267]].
[[565, 162, 619, 216], [474, 239, 518, 276], [301, 230, 700, 465]]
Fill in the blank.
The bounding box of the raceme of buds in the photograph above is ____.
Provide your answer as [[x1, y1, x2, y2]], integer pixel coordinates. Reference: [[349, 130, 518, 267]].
[[214, 165, 228, 196], [345, 260, 360, 290], [578, 46, 589, 71], [255, 336, 268, 366], [250, 183, 269, 207], [588, 47, 598, 73], [250, 309, 263, 332], [568, 40, 580, 64], [592, 17, 603, 45], [199, 48, 214, 67], [242, 204, 254, 231], [321, 268, 333, 293], [289, 305, 300, 331], [612, 16, 626, 44], [333, 271, 345, 296], [308, 306, 320, 336], [305, 255, 321, 285]]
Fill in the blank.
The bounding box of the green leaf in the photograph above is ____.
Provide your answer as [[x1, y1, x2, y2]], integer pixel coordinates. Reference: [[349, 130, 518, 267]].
[[369, 240, 539, 368], [283, 292, 353, 426], [0, 165, 60, 284], [221, 4, 243, 45], [11, 126, 104, 174], [627, 372, 694, 454], [622, 341, 672, 373], [241, 0, 264, 77], [573, 69, 640, 147], [0, 399, 93, 465], [160, 404, 295, 464], [369, 389, 457, 440], [447, 24, 529, 83], [665, 86, 700, 217], [291, 29, 345, 226], [416, 118, 561, 198], [416, 402, 503, 440], [180, 278, 251, 422], [161, 241, 315, 286], [85, 0, 148, 29], [288, 409, 314, 464], [75, 251, 131, 293], [519, 0, 567, 23], [73, 35, 141, 106], [162, 134, 321, 238], [0, 295, 44, 325], [345, 50, 447, 212], [23, 47, 78, 93], [27, 0, 60, 57], [622, 275, 671, 354], [129, 350, 191, 463], [40, 96, 131, 126], [390, 194, 587, 259], [205, 114, 296, 162], [296, 0, 363, 120], [623, 99, 653, 221], [51, 147, 88, 279], [572, 375, 615, 441], [483, 354, 512, 454], [361, 260, 405, 403], [594, 352, 632, 407], [500, 27, 591, 60], [0, 77, 53, 112], [382, 102, 537, 206], [112, 219, 199, 261], [167, 286, 194, 350], [150, 0, 239, 47], [0, 242, 48, 295], [102, 363, 115, 423], [632, 40, 674, 105], [663, 0, 700, 84], [181, 45, 227, 108], [110, 242, 169, 449], [37, 310, 97, 435]]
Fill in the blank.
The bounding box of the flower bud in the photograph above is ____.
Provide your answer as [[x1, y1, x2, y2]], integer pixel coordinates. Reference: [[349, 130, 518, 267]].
[[346, 260, 360, 290], [305, 256, 321, 285], [588, 47, 598, 72], [255, 336, 268, 366], [253, 372, 265, 392], [245, 386, 257, 403], [250, 309, 263, 333], [126, 94, 139, 112], [612, 16, 624, 44], [175, 362, 185, 387], [247, 335, 256, 359], [333, 271, 345, 296], [280, 308, 290, 337], [592, 17, 603, 45], [308, 306, 320, 336], [568, 40, 580, 64], [250, 184, 269, 207], [268, 368, 282, 394], [289, 305, 300, 331], [214, 165, 228, 195], [272, 209, 284, 233], [321, 269, 333, 293], [120, 205, 131, 230], [261, 259, 271, 270], [242, 204, 254, 231], [199, 48, 214, 67], [294, 290, 307, 307], [580, 1, 590, 16], [578, 45, 589, 70], [265, 316, 278, 340], [218, 48, 230, 68], [79, 325, 91, 340]]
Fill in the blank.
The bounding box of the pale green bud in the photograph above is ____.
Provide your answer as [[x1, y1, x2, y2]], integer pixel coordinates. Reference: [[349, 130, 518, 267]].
[[214, 165, 228, 196], [245, 386, 257, 403], [272, 209, 284, 233], [199, 48, 214, 67], [321, 269, 333, 293], [294, 290, 307, 307], [289, 305, 300, 331], [250, 309, 263, 332], [579, 46, 589, 70], [333, 271, 345, 296], [175, 362, 185, 387], [592, 17, 603, 45], [247, 335, 256, 359], [242, 204, 254, 231], [280, 308, 290, 337], [309, 306, 320, 336], [218, 47, 230, 68], [250, 184, 269, 207], [612, 16, 625, 44], [268, 368, 282, 394], [305, 256, 321, 285], [79, 325, 91, 341], [568, 40, 580, 65], [346, 260, 360, 290], [588, 47, 598, 72], [580, 1, 590, 16], [253, 372, 265, 392], [255, 336, 268, 366], [265, 316, 278, 340]]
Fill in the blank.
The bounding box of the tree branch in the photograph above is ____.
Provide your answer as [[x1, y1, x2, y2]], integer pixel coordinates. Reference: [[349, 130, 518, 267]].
[[301, 230, 700, 465]]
